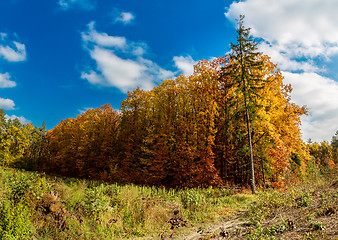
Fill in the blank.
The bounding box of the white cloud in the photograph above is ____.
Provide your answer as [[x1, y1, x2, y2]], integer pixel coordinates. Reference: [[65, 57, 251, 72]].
[[0, 98, 15, 110], [225, 0, 338, 58], [0, 38, 26, 62], [82, 22, 127, 48], [225, 0, 338, 141], [114, 12, 135, 25], [0, 72, 16, 88], [257, 42, 319, 73], [173, 56, 197, 76], [82, 47, 173, 92], [283, 72, 338, 141], [5, 114, 30, 124], [58, 0, 95, 11], [82, 47, 146, 91], [81, 70, 103, 86], [81, 23, 174, 93]]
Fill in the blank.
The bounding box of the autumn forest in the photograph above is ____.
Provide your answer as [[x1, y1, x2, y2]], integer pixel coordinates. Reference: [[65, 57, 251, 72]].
[[0, 18, 337, 191]]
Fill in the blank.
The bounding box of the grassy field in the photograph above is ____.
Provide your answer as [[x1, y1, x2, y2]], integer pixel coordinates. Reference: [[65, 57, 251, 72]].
[[0, 168, 253, 239], [0, 167, 336, 239]]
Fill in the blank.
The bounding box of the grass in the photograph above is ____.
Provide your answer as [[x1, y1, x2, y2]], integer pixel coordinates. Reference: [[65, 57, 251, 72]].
[[0, 168, 253, 239], [2, 167, 335, 239], [207, 173, 338, 240]]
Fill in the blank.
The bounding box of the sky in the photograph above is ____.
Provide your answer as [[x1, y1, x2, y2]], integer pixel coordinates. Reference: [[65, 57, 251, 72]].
[[0, 0, 338, 142]]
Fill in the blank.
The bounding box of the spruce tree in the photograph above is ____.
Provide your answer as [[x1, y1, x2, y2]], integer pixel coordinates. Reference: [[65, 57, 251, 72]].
[[226, 15, 265, 194]]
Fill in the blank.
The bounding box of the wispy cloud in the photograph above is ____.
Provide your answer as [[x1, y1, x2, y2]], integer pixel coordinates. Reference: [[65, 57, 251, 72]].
[[0, 34, 26, 62], [0, 72, 16, 88], [5, 114, 30, 124], [0, 33, 7, 41], [82, 22, 127, 48], [58, 0, 96, 11], [78, 107, 93, 114], [0, 98, 15, 110], [225, 0, 338, 142], [81, 22, 174, 93]]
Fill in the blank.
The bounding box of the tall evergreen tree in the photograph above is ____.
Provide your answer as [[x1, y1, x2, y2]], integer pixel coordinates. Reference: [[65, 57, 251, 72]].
[[225, 15, 265, 194], [331, 130, 338, 148]]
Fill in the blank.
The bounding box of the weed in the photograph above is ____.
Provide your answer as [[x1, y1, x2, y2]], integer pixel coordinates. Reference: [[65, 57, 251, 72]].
[[81, 184, 113, 216], [310, 221, 325, 231], [181, 188, 203, 209], [295, 193, 312, 208]]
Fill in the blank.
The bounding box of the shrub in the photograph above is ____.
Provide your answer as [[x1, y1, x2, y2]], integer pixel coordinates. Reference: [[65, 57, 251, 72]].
[[5, 171, 50, 204]]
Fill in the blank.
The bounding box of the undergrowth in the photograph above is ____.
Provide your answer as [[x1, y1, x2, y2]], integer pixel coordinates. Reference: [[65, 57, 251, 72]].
[[243, 174, 337, 240], [0, 168, 252, 239], [195, 172, 337, 240]]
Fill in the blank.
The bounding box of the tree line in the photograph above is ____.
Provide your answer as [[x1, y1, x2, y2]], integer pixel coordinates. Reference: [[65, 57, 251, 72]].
[[1, 18, 336, 189]]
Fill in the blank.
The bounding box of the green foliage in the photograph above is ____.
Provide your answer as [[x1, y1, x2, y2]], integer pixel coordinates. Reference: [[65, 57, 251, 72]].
[[247, 189, 290, 225], [0, 200, 32, 239], [246, 220, 293, 240], [181, 188, 204, 209], [5, 170, 50, 203], [225, 15, 266, 194], [295, 192, 312, 208], [310, 221, 325, 231], [81, 183, 113, 216]]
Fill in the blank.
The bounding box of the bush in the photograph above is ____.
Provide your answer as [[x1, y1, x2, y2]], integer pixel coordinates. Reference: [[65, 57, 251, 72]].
[[5, 171, 50, 204]]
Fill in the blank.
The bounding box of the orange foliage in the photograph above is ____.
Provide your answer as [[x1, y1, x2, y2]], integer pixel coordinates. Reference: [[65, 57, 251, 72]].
[[39, 55, 309, 188], [40, 104, 119, 181]]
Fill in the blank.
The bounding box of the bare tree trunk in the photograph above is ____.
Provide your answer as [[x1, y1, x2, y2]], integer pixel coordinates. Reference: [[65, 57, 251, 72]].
[[243, 97, 256, 194], [241, 63, 256, 194]]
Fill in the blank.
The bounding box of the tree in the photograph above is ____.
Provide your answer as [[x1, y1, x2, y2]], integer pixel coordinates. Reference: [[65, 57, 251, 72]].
[[225, 15, 265, 194], [41, 104, 120, 180], [332, 131, 338, 148], [0, 124, 31, 167]]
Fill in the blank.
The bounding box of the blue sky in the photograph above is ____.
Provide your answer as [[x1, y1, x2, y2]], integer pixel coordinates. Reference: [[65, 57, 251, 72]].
[[0, 0, 234, 128], [1, 0, 338, 142]]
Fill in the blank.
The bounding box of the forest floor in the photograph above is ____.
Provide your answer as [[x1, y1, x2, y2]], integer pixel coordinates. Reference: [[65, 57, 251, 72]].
[[171, 174, 338, 240]]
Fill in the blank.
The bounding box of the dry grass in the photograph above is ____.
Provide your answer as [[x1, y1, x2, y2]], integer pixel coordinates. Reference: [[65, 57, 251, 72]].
[[188, 173, 338, 240]]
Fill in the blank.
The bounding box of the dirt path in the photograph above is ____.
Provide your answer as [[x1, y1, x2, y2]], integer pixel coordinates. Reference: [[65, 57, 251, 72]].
[[177, 211, 248, 240]]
